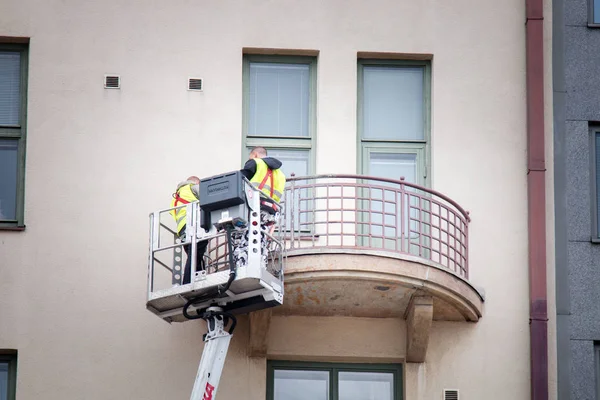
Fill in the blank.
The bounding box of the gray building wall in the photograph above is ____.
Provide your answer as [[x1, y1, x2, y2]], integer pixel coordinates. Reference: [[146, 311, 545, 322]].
[[555, 0, 600, 398]]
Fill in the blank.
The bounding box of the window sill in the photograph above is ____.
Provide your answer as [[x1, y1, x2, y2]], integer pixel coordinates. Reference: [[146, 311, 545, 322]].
[[0, 224, 26, 231], [591, 237, 600, 244], [588, 23, 600, 28]]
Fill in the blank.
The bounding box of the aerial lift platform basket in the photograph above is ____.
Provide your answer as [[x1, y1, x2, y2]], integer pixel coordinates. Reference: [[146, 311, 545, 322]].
[[146, 171, 285, 399]]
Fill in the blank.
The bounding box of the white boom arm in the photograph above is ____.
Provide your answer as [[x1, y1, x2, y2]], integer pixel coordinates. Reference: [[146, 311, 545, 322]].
[[189, 307, 236, 400]]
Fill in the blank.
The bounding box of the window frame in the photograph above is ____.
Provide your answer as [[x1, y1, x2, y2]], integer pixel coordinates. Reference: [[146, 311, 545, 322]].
[[357, 59, 431, 187], [0, 43, 28, 230], [0, 352, 17, 400], [590, 127, 600, 242], [241, 54, 317, 176], [589, 0, 600, 27], [361, 143, 427, 184], [596, 343, 600, 399], [266, 360, 403, 400]]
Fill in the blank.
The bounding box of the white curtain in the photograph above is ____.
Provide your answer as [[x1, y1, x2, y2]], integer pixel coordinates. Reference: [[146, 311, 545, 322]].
[[249, 63, 309, 137], [363, 66, 423, 140]]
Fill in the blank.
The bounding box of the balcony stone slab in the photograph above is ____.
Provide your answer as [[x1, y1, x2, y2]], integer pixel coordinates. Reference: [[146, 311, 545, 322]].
[[274, 250, 483, 322]]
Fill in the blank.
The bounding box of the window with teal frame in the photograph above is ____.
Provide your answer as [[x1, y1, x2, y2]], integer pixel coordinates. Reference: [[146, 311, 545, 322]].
[[357, 59, 431, 186], [242, 54, 317, 232], [357, 59, 431, 249], [0, 44, 28, 229], [267, 360, 403, 400], [242, 54, 317, 178]]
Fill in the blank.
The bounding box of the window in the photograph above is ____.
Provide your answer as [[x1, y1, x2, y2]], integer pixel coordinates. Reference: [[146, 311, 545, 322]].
[[596, 343, 600, 398], [242, 54, 316, 231], [358, 59, 430, 184], [267, 361, 403, 400], [590, 0, 600, 25], [591, 128, 600, 240], [242, 54, 316, 179], [0, 44, 28, 228], [357, 60, 431, 246], [0, 352, 17, 400]]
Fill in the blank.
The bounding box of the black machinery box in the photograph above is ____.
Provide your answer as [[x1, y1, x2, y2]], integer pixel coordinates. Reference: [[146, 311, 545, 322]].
[[199, 170, 246, 212]]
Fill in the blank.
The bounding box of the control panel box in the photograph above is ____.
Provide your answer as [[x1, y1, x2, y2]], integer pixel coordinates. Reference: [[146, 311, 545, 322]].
[[199, 171, 246, 212]]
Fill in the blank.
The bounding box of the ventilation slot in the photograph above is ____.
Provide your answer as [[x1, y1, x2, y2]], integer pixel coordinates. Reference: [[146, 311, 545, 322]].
[[104, 75, 120, 89], [444, 389, 459, 400], [188, 78, 203, 91]]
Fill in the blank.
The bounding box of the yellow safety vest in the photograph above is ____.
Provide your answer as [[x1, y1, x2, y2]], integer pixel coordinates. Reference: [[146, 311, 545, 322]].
[[170, 184, 198, 234], [250, 158, 286, 203]]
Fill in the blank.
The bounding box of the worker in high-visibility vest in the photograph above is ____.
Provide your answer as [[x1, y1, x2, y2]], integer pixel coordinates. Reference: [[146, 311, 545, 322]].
[[170, 176, 207, 284], [240, 146, 286, 205]]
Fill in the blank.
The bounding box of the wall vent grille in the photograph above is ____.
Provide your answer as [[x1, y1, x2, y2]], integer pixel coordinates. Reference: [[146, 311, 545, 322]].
[[104, 75, 120, 89], [188, 78, 203, 91]]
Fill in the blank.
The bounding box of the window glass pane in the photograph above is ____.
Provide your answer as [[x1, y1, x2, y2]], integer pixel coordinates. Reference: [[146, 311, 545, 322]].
[[368, 152, 418, 243], [363, 66, 424, 141], [249, 63, 310, 137], [0, 52, 21, 126], [596, 134, 600, 237], [339, 371, 394, 400], [274, 369, 329, 400], [264, 149, 309, 231], [595, 0, 600, 23], [369, 152, 417, 183], [596, 344, 600, 399], [0, 362, 8, 400], [266, 148, 309, 178], [0, 139, 18, 221]]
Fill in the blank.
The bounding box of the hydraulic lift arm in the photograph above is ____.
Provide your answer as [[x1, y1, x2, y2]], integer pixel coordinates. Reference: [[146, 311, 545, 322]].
[[146, 171, 285, 400], [189, 307, 237, 400]]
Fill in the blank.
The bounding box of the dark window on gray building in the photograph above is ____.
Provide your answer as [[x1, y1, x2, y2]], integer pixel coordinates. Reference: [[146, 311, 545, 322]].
[[591, 0, 600, 25], [593, 129, 600, 238], [596, 343, 600, 398]]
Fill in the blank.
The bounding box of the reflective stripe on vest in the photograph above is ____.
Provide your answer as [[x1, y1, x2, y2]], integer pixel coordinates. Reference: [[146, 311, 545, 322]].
[[170, 184, 197, 233], [249, 158, 286, 202]]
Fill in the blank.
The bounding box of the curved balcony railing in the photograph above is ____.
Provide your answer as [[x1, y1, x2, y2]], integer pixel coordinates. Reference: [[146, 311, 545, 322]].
[[278, 174, 471, 279]]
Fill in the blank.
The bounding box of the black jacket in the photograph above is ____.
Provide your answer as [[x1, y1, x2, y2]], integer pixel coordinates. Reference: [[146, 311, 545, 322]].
[[240, 157, 283, 180]]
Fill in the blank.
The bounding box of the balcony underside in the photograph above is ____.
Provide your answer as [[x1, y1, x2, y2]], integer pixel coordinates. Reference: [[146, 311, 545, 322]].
[[274, 250, 483, 322], [247, 249, 484, 362]]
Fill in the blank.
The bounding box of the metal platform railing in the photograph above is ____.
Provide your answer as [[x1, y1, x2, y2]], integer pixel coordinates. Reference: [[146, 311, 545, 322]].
[[146, 179, 285, 323]]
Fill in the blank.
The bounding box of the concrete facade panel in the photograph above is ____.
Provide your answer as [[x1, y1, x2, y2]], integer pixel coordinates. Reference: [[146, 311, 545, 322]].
[[565, 26, 600, 120], [570, 340, 597, 400], [564, 0, 589, 26]]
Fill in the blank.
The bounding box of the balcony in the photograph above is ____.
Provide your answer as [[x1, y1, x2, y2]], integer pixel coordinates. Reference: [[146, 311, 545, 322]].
[[146, 174, 484, 362], [261, 174, 484, 362]]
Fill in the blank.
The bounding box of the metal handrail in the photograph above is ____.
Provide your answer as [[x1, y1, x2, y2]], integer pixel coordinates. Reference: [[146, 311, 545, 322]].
[[286, 174, 471, 222], [279, 174, 471, 278]]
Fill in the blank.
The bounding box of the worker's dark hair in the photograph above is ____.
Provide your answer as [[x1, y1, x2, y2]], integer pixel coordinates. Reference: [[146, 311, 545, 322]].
[[251, 146, 268, 157]]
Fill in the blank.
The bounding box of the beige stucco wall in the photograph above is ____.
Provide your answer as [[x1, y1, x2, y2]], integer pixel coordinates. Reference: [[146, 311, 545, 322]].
[[0, 0, 555, 399]]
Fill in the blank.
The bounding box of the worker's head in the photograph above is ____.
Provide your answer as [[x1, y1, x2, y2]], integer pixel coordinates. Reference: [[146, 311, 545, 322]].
[[249, 146, 267, 160], [187, 176, 200, 184]]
